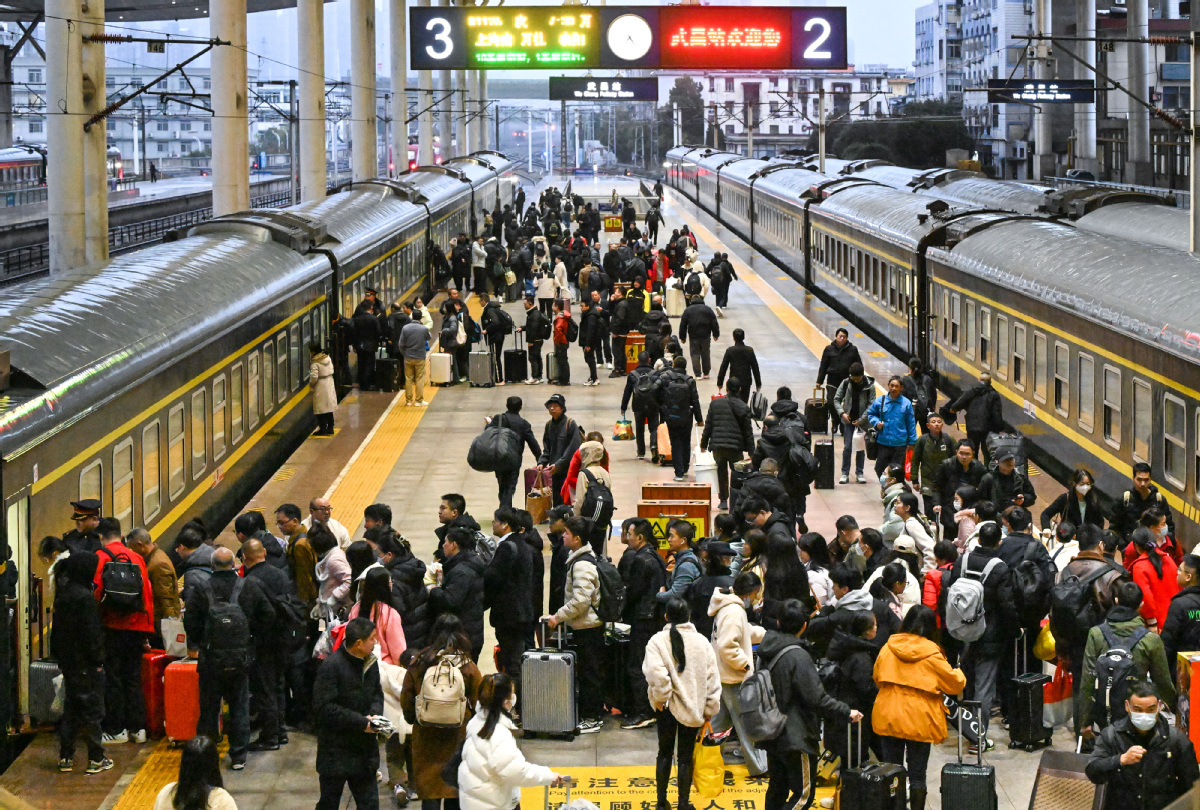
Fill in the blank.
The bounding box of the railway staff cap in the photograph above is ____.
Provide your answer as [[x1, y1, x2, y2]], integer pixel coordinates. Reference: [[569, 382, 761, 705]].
[[70, 499, 101, 520]]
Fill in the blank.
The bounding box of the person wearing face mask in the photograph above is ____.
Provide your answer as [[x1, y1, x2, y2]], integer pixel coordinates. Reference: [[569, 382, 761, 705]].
[[707, 572, 768, 775], [932, 439, 986, 541], [1041, 467, 1107, 533], [1086, 681, 1197, 809], [1124, 509, 1183, 568], [458, 674, 568, 810]]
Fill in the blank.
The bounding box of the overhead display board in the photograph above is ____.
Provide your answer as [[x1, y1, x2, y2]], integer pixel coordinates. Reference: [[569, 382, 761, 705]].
[[410, 6, 847, 71], [548, 77, 659, 102], [987, 79, 1095, 104]]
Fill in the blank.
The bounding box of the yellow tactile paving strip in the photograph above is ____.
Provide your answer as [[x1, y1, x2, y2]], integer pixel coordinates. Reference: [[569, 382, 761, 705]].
[[111, 738, 226, 810]]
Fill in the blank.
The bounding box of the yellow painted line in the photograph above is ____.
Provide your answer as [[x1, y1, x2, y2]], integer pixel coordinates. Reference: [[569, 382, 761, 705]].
[[812, 224, 913, 270], [817, 266, 907, 329], [343, 231, 421, 284], [111, 742, 181, 810]]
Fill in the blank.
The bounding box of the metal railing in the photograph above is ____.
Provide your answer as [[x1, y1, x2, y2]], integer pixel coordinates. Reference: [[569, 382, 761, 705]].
[[1044, 175, 1188, 209], [1, 187, 295, 284]]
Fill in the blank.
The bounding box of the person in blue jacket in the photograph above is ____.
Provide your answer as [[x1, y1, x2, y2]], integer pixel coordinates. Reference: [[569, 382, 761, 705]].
[[861, 376, 918, 479]]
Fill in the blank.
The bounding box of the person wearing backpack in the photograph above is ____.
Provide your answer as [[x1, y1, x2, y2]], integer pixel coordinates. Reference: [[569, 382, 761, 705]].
[[701, 378, 755, 511], [938, 522, 1015, 750], [184, 547, 269, 771], [90, 518, 154, 746], [478, 295, 513, 385], [240, 537, 299, 751], [1081, 581, 1176, 735], [678, 295, 719, 379], [483, 508, 535, 688], [573, 441, 615, 555], [401, 614, 483, 810], [823, 610, 881, 781], [758, 599, 862, 810], [622, 352, 662, 461], [655, 356, 704, 482], [643, 598, 722, 810], [522, 296, 551, 384], [997, 506, 1057, 715], [708, 572, 768, 775], [545, 517, 606, 734], [428, 528, 488, 662], [872, 605, 967, 810]]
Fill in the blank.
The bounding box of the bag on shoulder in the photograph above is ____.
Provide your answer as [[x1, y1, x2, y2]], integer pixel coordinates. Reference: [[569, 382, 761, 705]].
[[417, 655, 469, 728], [565, 317, 579, 343], [816, 657, 841, 698], [736, 644, 802, 743], [467, 423, 523, 473], [1093, 624, 1149, 728], [748, 390, 768, 422], [203, 579, 252, 672], [98, 548, 144, 613], [570, 551, 626, 623], [945, 552, 1002, 642], [580, 469, 616, 531], [474, 531, 497, 565]]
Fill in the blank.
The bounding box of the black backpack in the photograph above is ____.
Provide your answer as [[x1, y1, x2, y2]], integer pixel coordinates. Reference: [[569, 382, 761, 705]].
[[530, 310, 552, 342], [571, 551, 626, 623], [580, 469, 615, 529], [631, 368, 660, 407], [1011, 541, 1055, 626], [684, 272, 702, 297], [98, 547, 144, 613], [265, 589, 308, 650], [1049, 562, 1125, 650], [565, 316, 579, 343], [203, 579, 252, 672], [658, 372, 693, 418], [816, 657, 842, 698], [1093, 623, 1149, 727], [495, 307, 515, 335]]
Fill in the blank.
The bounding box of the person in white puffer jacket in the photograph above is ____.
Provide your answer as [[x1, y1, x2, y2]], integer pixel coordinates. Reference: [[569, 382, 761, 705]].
[[458, 674, 567, 810]]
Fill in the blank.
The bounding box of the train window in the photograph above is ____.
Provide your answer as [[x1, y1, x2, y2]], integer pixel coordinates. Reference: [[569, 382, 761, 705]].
[[1103, 366, 1121, 448], [142, 422, 161, 521], [289, 324, 301, 392], [231, 364, 244, 443], [1133, 379, 1152, 463], [965, 302, 976, 360], [1164, 394, 1186, 486], [79, 460, 103, 506], [1053, 342, 1069, 417], [891, 268, 901, 312], [277, 335, 289, 403], [941, 290, 949, 342], [995, 315, 1008, 378], [262, 345, 274, 416], [871, 258, 879, 299], [113, 439, 134, 526], [191, 390, 207, 480], [980, 308, 991, 367], [213, 375, 227, 461], [247, 355, 260, 429], [950, 294, 960, 350], [343, 287, 353, 320], [301, 316, 312, 363], [1033, 332, 1047, 403], [1078, 354, 1095, 432], [1012, 323, 1026, 389], [168, 404, 185, 499]]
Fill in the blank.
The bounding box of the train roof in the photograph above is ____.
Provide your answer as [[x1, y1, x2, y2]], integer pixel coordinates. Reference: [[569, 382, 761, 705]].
[[0, 235, 328, 456], [752, 165, 831, 201], [935, 219, 1200, 362], [440, 158, 498, 187], [814, 183, 942, 250], [718, 158, 771, 183], [1074, 202, 1189, 252], [395, 167, 472, 208], [288, 186, 424, 261], [451, 151, 515, 176]]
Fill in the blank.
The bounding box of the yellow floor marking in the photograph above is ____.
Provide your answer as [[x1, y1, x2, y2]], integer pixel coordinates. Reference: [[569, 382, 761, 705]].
[[869, 351, 890, 358], [112, 737, 228, 810]]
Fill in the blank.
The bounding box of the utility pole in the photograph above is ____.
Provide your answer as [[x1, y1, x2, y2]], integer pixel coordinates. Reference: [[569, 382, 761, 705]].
[[818, 87, 827, 174], [1032, 0, 1053, 180], [289, 79, 299, 200], [527, 109, 533, 170], [745, 100, 753, 158], [1190, 5, 1199, 252]]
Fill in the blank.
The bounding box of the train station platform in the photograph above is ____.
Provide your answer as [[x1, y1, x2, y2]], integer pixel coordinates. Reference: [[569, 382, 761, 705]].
[[3, 174, 1070, 810]]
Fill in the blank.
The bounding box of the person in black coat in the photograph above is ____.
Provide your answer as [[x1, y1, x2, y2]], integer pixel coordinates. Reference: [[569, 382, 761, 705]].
[[1040, 467, 1107, 531], [489, 397, 542, 511], [578, 299, 604, 384], [716, 329, 762, 403], [701, 379, 755, 509], [932, 440, 987, 538], [313, 617, 386, 810], [516, 511, 547, 646], [1161, 554, 1200, 682], [52, 551, 108, 769], [538, 395, 582, 506], [823, 612, 881, 773], [738, 461, 791, 520], [429, 528, 487, 662], [678, 298, 720, 378], [687, 542, 735, 639], [483, 508, 535, 685], [619, 519, 668, 728], [816, 328, 863, 422], [375, 529, 429, 650], [546, 506, 573, 616], [241, 538, 296, 751], [352, 300, 383, 391], [948, 373, 1005, 463], [655, 356, 704, 481]]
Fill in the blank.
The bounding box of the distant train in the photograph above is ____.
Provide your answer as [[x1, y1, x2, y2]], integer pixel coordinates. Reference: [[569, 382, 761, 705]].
[[0, 144, 123, 187], [0, 150, 515, 724], [667, 145, 1200, 549]]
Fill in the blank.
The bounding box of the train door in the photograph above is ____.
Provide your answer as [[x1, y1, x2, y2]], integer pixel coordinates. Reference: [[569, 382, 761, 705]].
[[5, 490, 29, 718]]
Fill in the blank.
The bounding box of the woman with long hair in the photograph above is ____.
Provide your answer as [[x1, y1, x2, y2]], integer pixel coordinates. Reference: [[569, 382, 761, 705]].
[[311, 523, 352, 619], [400, 615, 484, 810], [879, 464, 913, 544], [345, 540, 383, 602], [952, 485, 981, 549], [643, 598, 721, 810], [1040, 467, 1106, 532], [872, 605, 967, 810], [761, 536, 811, 628], [347, 567, 406, 664], [153, 736, 236, 810], [458, 674, 566, 810], [733, 528, 769, 577], [893, 492, 937, 574], [797, 533, 834, 608], [708, 572, 767, 775], [1128, 526, 1180, 632]]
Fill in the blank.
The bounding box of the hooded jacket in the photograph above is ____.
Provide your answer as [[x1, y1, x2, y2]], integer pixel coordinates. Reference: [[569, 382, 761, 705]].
[[755, 630, 852, 755], [459, 710, 556, 810], [483, 533, 535, 630], [701, 395, 754, 455], [871, 633, 967, 744], [834, 375, 876, 422], [621, 543, 668, 624], [939, 545, 1016, 652], [310, 353, 337, 415], [643, 622, 722, 728], [1129, 551, 1180, 632], [949, 381, 1004, 435], [828, 630, 880, 714], [1162, 584, 1200, 679], [430, 549, 487, 649], [572, 442, 613, 515], [1080, 605, 1176, 729], [708, 588, 767, 685]]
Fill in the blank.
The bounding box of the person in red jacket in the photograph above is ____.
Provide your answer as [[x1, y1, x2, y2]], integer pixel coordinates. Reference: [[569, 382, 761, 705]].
[[1121, 508, 1182, 568], [1128, 527, 1179, 633], [550, 299, 574, 386], [91, 518, 155, 744], [921, 541, 958, 627], [559, 431, 611, 505]]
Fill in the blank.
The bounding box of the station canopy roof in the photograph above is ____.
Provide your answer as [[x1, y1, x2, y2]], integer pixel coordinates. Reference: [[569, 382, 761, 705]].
[[0, 0, 330, 22]]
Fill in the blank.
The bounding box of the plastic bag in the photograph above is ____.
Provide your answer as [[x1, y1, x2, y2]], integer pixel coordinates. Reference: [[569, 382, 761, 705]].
[[613, 419, 634, 441], [1033, 623, 1056, 662], [1043, 661, 1073, 729], [692, 722, 724, 798], [50, 674, 64, 720], [693, 443, 716, 471], [852, 428, 866, 453]]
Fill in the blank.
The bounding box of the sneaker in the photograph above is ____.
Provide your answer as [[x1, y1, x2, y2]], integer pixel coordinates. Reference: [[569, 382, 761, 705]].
[[403, 401, 412, 406], [578, 719, 604, 734], [86, 758, 114, 775], [967, 738, 995, 755], [230, 760, 246, 771], [101, 730, 127, 744], [636, 455, 645, 460], [673, 475, 688, 482], [856, 475, 867, 484], [608, 370, 622, 378], [701, 374, 709, 380], [620, 715, 657, 730], [839, 475, 849, 485], [58, 758, 72, 773], [819, 799, 835, 809], [415, 401, 428, 407], [524, 378, 536, 385], [394, 784, 412, 807], [716, 307, 724, 317], [130, 729, 146, 744], [248, 739, 280, 752], [718, 500, 728, 511]]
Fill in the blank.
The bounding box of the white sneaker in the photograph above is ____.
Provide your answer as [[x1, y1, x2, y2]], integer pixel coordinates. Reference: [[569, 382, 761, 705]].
[[819, 799, 834, 809], [415, 401, 429, 407], [130, 729, 147, 744], [102, 730, 128, 744], [839, 475, 849, 485]]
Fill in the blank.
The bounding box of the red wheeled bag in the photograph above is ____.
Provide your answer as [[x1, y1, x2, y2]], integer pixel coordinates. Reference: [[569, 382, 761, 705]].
[[141, 649, 171, 739], [164, 660, 202, 743]]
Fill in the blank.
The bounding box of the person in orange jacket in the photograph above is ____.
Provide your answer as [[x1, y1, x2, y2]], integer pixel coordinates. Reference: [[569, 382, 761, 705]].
[[872, 605, 967, 810], [550, 299, 574, 386]]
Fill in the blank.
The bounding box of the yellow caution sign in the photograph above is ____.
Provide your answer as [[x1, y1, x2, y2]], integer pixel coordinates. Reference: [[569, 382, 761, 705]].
[[605, 216, 623, 233], [647, 516, 705, 551], [521, 765, 833, 809]]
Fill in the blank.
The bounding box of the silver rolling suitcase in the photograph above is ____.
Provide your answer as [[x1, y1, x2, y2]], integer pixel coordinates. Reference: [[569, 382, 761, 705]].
[[521, 619, 577, 737], [468, 351, 493, 388]]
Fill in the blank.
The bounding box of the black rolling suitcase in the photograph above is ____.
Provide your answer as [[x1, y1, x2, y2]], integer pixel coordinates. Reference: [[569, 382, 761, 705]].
[[941, 700, 998, 808], [504, 348, 528, 383], [839, 722, 906, 809], [376, 356, 400, 392], [1009, 633, 1052, 751], [804, 385, 829, 434], [814, 438, 836, 490], [604, 623, 631, 715]]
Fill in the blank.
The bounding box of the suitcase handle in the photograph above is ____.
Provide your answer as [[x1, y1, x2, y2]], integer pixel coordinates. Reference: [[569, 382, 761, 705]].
[[540, 617, 565, 651], [812, 385, 827, 404], [847, 720, 863, 771], [959, 699, 984, 766]]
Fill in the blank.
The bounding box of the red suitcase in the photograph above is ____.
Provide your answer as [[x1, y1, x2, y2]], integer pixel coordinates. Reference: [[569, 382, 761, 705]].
[[141, 649, 171, 739], [164, 660, 201, 743]]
